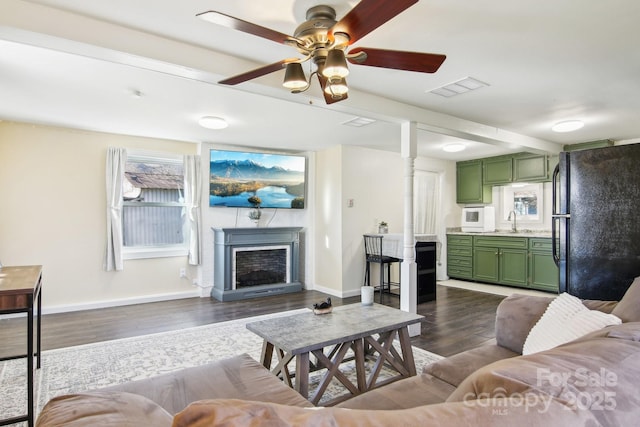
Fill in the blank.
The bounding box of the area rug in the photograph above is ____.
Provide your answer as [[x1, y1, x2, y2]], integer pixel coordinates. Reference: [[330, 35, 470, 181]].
[[1, 308, 442, 422]]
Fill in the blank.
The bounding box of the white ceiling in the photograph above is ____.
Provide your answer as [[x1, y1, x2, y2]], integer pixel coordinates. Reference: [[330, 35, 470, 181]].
[[1, 0, 639, 160]]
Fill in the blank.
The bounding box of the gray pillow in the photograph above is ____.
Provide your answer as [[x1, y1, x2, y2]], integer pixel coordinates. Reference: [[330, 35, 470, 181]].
[[612, 276, 640, 322]]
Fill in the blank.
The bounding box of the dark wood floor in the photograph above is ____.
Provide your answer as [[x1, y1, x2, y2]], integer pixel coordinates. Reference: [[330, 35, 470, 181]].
[[0, 285, 505, 359]]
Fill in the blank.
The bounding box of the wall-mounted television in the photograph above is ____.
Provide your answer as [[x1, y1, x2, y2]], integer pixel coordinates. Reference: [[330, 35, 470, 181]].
[[209, 149, 306, 209]]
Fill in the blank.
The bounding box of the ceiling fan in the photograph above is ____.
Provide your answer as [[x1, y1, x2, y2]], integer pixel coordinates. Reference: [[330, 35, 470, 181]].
[[197, 0, 446, 104]]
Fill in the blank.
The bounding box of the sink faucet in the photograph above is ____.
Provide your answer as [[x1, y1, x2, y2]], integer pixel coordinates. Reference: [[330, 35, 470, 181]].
[[507, 210, 517, 232]]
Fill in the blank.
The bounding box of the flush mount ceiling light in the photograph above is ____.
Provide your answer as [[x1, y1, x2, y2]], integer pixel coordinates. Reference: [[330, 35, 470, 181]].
[[198, 116, 228, 130], [197, 2, 446, 105], [552, 120, 584, 133], [442, 143, 466, 153]]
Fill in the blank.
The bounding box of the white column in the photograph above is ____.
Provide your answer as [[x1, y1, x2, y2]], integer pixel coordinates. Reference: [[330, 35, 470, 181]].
[[400, 121, 420, 337]]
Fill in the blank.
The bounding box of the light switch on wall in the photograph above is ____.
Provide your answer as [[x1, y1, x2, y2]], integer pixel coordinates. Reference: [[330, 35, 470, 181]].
[[347, 199, 354, 207]]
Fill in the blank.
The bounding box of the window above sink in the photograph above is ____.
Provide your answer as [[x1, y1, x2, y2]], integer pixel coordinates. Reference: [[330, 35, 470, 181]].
[[499, 183, 544, 225]]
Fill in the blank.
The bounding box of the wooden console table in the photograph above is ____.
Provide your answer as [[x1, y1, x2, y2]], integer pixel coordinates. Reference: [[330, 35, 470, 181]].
[[0, 265, 43, 427]]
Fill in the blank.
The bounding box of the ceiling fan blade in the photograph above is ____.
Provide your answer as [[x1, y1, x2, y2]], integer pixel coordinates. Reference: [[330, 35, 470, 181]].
[[329, 0, 418, 45], [348, 47, 446, 73], [317, 74, 348, 104], [219, 59, 294, 85], [197, 11, 300, 45]]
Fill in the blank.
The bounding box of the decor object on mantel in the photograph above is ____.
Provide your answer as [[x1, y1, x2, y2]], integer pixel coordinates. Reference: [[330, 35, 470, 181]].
[[313, 297, 332, 315], [247, 195, 262, 226], [378, 221, 388, 234]]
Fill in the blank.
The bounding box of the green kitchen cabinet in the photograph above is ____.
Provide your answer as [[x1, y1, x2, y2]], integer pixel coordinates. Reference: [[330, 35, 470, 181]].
[[528, 238, 559, 291], [447, 234, 558, 292], [513, 153, 550, 182], [483, 156, 513, 185], [499, 248, 529, 287], [456, 153, 552, 205], [473, 236, 528, 287], [456, 160, 492, 204], [447, 234, 473, 280], [472, 246, 499, 282]]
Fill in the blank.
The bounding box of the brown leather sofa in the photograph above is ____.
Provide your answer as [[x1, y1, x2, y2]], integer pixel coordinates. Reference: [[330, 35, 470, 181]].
[[36, 279, 640, 426]]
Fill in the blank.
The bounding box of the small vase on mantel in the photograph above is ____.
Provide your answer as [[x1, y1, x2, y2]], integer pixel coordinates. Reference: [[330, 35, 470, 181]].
[[248, 209, 261, 226], [247, 195, 262, 227], [378, 221, 388, 234]]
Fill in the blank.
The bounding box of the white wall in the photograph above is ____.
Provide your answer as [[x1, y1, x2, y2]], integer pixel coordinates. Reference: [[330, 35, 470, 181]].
[[0, 122, 198, 311], [0, 121, 458, 310], [312, 145, 344, 295], [197, 142, 314, 295], [340, 146, 404, 296], [314, 145, 458, 296]]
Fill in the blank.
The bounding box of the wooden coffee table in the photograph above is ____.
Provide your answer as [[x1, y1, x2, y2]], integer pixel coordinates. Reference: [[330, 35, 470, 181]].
[[246, 303, 423, 405]]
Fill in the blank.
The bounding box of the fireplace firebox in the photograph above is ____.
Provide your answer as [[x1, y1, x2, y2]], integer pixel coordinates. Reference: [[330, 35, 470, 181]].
[[211, 227, 302, 301]]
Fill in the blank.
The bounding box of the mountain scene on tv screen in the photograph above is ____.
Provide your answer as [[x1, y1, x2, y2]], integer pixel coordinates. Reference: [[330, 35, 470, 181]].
[[209, 157, 305, 209]]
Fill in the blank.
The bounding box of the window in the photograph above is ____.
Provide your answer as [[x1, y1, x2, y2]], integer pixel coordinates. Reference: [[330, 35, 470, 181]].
[[122, 152, 188, 259], [501, 183, 544, 224]]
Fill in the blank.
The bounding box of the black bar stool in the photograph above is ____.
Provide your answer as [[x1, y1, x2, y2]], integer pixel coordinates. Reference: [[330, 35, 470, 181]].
[[363, 234, 401, 302]]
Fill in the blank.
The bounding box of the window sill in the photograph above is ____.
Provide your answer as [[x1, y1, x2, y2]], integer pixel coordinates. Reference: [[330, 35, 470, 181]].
[[123, 246, 189, 260]]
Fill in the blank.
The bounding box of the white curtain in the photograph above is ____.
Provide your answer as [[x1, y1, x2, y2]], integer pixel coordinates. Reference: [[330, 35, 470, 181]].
[[104, 147, 127, 271], [414, 171, 439, 234], [184, 155, 202, 265], [414, 170, 448, 279]]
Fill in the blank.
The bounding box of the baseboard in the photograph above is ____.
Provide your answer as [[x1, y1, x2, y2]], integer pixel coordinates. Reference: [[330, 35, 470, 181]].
[[341, 288, 363, 298], [197, 286, 213, 298], [43, 289, 200, 315], [310, 283, 361, 299], [211, 282, 302, 302]]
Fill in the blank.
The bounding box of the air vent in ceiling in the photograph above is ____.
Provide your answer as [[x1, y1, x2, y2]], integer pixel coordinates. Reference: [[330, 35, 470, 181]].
[[428, 77, 489, 98], [342, 117, 376, 127]]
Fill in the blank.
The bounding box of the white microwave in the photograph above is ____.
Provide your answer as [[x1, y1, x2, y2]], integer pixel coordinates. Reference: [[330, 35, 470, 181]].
[[461, 206, 496, 232]]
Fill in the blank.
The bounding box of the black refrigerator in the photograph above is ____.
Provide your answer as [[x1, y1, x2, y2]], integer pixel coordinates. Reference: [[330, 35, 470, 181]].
[[552, 143, 640, 300]]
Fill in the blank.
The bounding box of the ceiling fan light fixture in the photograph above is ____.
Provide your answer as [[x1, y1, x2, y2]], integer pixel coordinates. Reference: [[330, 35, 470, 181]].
[[552, 120, 584, 133], [322, 49, 349, 79], [203, 1, 446, 105], [198, 116, 228, 130], [324, 77, 349, 97], [283, 63, 308, 90]]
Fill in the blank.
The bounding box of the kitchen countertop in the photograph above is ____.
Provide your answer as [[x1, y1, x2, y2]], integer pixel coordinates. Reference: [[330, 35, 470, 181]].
[[373, 233, 439, 242], [448, 230, 552, 238]]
